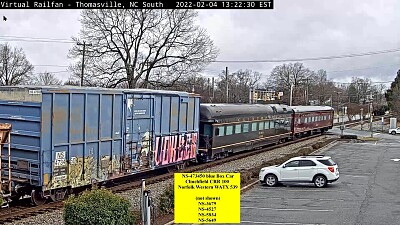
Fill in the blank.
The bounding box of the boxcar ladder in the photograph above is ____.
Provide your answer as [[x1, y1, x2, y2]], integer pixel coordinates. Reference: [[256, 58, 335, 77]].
[[0, 123, 12, 197]]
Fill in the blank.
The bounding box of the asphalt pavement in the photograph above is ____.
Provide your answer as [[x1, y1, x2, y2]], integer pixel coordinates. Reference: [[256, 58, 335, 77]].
[[225, 128, 400, 225]]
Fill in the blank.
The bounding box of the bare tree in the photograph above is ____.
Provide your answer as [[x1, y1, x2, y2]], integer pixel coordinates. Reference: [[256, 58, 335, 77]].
[[214, 69, 261, 103], [64, 78, 81, 86], [0, 43, 34, 85], [346, 77, 372, 104], [308, 69, 337, 105], [69, 9, 218, 88], [270, 62, 314, 105], [31, 72, 62, 85]]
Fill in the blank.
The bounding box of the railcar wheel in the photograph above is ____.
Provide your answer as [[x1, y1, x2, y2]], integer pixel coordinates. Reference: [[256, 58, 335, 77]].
[[31, 189, 46, 205], [50, 188, 68, 202], [11, 193, 23, 202]]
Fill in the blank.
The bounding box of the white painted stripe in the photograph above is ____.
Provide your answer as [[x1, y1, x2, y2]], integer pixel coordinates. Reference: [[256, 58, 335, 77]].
[[341, 174, 368, 178], [242, 197, 346, 201], [241, 206, 333, 212], [255, 189, 346, 193], [241, 221, 326, 225]]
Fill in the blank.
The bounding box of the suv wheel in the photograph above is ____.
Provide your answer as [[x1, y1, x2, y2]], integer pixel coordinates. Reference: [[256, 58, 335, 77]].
[[391, 131, 396, 135], [314, 175, 327, 188], [264, 174, 278, 187]]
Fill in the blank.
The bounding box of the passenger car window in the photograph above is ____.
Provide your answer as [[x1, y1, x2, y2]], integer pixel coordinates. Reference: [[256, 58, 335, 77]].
[[259, 122, 264, 130], [300, 160, 316, 167], [270, 121, 275, 129], [226, 125, 233, 135], [243, 123, 249, 132], [264, 121, 269, 129], [235, 124, 241, 134], [251, 122, 257, 131], [216, 126, 224, 136], [285, 160, 300, 167]]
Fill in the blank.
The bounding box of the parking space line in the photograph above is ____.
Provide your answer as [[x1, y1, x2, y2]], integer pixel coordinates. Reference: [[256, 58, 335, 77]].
[[241, 221, 326, 225], [341, 174, 369, 178], [240, 220, 326, 225], [241, 206, 333, 212], [242, 197, 347, 201], [255, 189, 347, 193]]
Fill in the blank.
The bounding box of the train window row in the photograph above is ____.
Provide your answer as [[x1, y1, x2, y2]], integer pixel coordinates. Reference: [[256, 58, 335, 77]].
[[216, 120, 277, 137], [298, 114, 331, 124]]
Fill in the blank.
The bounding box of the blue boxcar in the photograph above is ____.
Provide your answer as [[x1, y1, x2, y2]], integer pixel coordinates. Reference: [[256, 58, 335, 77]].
[[0, 86, 199, 198]]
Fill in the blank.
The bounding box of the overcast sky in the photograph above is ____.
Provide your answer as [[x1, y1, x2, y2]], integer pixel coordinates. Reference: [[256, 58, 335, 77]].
[[0, 0, 399, 88]]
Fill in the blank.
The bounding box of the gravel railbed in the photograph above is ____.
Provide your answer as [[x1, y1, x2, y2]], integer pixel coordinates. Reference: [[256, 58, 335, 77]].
[[5, 135, 329, 225]]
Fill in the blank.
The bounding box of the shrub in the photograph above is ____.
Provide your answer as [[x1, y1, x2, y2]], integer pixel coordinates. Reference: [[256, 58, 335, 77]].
[[158, 184, 174, 214], [341, 135, 357, 139], [63, 188, 136, 225], [240, 171, 252, 185]]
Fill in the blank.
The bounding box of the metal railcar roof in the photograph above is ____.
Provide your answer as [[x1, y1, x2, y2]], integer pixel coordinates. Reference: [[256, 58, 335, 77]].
[[291, 106, 334, 113], [200, 103, 292, 120], [0, 85, 197, 96]]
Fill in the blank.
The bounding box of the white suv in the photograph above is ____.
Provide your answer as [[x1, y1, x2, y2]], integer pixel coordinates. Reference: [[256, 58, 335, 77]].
[[259, 155, 339, 188], [389, 128, 400, 135]]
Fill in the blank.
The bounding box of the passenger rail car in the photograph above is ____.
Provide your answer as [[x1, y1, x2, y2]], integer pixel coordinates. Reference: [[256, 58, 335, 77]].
[[0, 86, 200, 204], [291, 106, 334, 137], [198, 104, 292, 162]]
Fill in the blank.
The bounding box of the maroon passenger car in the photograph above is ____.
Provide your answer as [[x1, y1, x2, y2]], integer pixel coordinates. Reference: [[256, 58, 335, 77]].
[[291, 106, 334, 137]]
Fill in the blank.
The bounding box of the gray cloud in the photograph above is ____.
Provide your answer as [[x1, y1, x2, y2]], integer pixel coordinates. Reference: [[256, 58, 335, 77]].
[[0, 2, 399, 87], [198, 0, 400, 85]]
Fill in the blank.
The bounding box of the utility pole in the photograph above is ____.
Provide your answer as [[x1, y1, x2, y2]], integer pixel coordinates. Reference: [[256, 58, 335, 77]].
[[289, 84, 294, 106], [225, 67, 229, 103], [370, 101, 373, 137], [337, 92, 340, 123], [249, 87, 252, 104], [212, 77, 215, 100], [77, 41, 92, 86], [360, 108, 363, 130], [306, 78, 309, 105], [207, 78, 210, 98], [341, 106, 344, 136]]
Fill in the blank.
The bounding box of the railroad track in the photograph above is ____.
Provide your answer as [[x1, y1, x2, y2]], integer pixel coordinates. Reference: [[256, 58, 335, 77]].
[[0, 133, 326, 224]]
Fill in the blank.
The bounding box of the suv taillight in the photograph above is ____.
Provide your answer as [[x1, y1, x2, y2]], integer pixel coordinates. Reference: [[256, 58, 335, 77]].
[[328, 167, 335, 173]]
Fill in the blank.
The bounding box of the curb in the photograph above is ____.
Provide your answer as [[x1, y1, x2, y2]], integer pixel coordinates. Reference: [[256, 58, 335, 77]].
[[312, 140, 338, 154]]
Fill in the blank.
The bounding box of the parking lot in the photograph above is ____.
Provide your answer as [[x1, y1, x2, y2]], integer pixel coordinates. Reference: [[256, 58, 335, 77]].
[[235, 128, 400, 225]]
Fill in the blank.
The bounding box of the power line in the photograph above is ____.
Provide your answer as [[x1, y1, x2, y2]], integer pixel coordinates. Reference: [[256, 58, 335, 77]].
[[0, 35, 74, 43], [33, 64, 69, 68], [32, 70, 69, 75], [0, 35, 72, 41], [0, 38, 74, 44], [212, 48, 400, 63], [327, 64, 400, 73]]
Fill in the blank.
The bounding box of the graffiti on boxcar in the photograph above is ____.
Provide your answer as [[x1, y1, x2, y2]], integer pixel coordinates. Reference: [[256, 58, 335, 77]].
[[46, 153, 122, 190], [154, 132, 198, 166]]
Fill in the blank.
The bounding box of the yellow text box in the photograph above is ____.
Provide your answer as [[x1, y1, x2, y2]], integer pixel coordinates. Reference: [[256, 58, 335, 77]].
[[174, 173, 240, 223]]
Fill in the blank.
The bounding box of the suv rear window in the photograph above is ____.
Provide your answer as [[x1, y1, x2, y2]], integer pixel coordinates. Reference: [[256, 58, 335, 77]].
[[317, 159, 336, 166]]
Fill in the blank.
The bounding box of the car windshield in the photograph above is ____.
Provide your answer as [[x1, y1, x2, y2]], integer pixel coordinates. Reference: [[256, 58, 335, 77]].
[[317, 159, 336, 166]]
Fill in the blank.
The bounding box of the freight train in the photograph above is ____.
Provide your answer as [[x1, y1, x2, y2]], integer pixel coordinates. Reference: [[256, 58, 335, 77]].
[[0, 86, 334, 205]]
